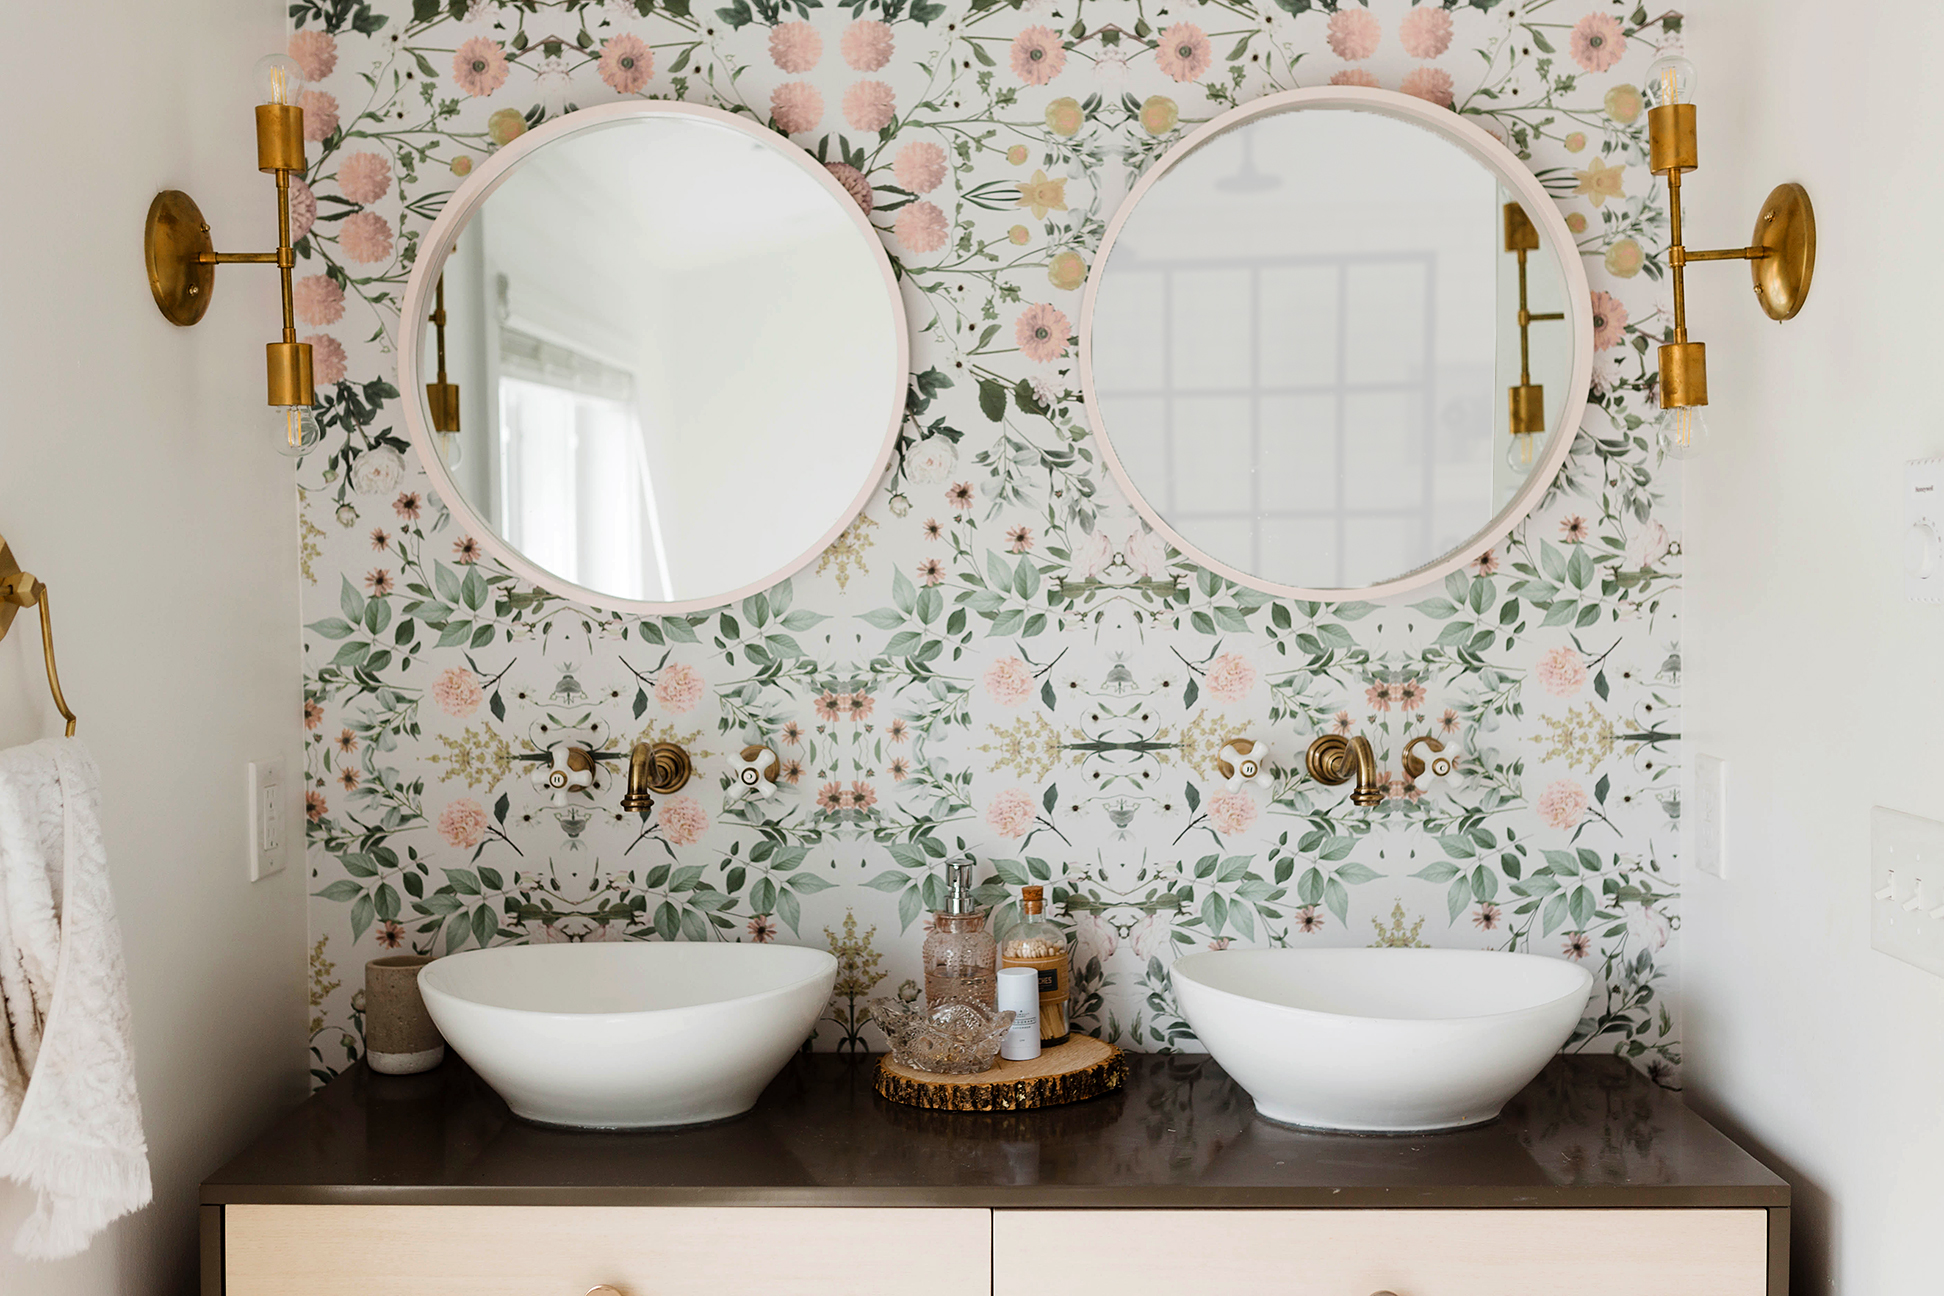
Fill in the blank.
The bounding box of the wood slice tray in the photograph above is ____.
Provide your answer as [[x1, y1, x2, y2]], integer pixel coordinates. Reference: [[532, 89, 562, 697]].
[[875, 1035, 1126, 1112]]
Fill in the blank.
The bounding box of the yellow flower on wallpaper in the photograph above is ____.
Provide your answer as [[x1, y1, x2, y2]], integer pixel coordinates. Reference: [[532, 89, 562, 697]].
[[1016, 169, 1068, 219], [1573, 156, 1626, 207]]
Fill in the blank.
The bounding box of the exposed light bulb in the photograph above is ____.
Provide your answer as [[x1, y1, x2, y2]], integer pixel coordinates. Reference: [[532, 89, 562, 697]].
[[1643, 54, 1696, 110], [253, 53, 306, 107], [436, 431, 464, 468], [1505, 431, 1540, 474], [1656, 405, 1710, 460], [273, 404, 322, 458]]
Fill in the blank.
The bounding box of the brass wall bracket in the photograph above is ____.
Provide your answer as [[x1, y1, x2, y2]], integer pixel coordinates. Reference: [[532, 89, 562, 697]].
[[1504, 203, 1565, 436], [0, 535, 77, 737], [1305, 734, 1382, 807]]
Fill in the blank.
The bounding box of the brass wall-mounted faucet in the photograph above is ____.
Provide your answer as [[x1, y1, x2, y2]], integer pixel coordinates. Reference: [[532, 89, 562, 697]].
[[621, 741, 694, 820], [1305, 734, 1383, 807]]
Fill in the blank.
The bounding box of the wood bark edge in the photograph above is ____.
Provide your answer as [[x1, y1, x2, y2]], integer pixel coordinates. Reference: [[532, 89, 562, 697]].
[[874, 1038, 1127, 1111]]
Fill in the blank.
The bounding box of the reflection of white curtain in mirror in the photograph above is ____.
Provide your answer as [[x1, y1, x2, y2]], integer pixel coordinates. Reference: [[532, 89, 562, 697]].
[[497, 340, 674, 601]]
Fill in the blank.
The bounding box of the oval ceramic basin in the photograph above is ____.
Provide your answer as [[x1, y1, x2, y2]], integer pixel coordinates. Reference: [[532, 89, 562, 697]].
[[418, 942, 836, 1129], [1171, 948, 1592, 1132]]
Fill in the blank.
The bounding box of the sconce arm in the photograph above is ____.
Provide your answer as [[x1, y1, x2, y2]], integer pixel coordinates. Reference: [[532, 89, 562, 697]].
[[1677, 245, 1770, 264]]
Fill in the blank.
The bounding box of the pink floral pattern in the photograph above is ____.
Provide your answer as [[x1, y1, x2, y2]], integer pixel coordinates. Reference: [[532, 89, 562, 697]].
[[432, 667, 483, 717], [288, 29, 338, 82], [1207, 792, 1258, 836], [337, 151, 391, 204], [1534, 647, 1589, 697], [1203, 653, 1257, 702], [654, 662, 706, 713], [1591, 290, 1629, 350], [1401, 65, 1454, 107], [438, 799, 489, 849], [893, 141, 947, 194], [1537, 780, 1591, 830], [1010, 27, 1066, 85], [599, 34, 654, 92], [1327, 9, 1381, 60], [1569, 13, 1627, 73], [451, 38, 508, 96], [293, 274, 344, 325], [339, 211, 393, 263], [985, 788, 1038, 838], [841, 20, 893, 71], [1153, 24, 1211, 83], [984, 656, 1034, 706], [894, 201, 948, 254], [768, 22, 822, 73], [770, 81, 823, 134], [657, 796, 709, 845], [842, 80, 897, 132], [1398, 8, 1453, 59], [1015, 302, 1070, 362]]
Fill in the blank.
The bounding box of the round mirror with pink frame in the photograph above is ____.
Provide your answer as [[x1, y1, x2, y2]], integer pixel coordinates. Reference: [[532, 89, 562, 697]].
[[1082, 86, 1593, 602], [398, 101, 909, 616]]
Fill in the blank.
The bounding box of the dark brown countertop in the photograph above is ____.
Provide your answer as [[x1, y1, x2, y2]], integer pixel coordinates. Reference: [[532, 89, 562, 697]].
[[202, 1052, 1788, 1209]]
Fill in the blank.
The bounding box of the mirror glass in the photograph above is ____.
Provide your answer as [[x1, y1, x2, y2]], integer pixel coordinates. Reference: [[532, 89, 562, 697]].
[[1089, 105, 1578, 592], [416, 112, 902, 607]]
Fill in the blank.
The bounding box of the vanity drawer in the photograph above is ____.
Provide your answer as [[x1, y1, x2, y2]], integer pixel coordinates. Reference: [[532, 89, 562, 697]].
[[223, 1205, 990, 1296], [994, 1208, 1768, 1295]]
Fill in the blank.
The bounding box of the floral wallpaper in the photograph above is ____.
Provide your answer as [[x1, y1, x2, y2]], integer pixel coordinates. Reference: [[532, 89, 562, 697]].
[[293, 0, 1686, 1086]]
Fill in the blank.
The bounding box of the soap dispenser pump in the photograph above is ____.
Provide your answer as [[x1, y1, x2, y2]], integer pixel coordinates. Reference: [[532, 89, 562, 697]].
[[922, 861, 997, 1010]]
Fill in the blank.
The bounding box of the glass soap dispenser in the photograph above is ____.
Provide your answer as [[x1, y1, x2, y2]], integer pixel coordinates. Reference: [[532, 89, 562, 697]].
[[922, 861, 997, 1010], [1001, 885, 1071, 1047]]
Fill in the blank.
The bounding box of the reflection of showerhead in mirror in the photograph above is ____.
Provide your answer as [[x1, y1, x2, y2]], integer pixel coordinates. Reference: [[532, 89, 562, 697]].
[[1215, 132, 1281, 194]]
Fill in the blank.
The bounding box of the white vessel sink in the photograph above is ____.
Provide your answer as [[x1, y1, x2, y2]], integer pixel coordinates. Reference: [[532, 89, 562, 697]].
[[1171, 948, 1592, 1132], [418, 942, 836, 1129]]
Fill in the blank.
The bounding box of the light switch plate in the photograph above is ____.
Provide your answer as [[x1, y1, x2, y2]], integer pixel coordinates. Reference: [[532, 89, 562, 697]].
[[1870, 806, 1944, 979], [248, 759, 287, 882], [1904, 458, 1944, 602], [1693, 753, 1725, 878]]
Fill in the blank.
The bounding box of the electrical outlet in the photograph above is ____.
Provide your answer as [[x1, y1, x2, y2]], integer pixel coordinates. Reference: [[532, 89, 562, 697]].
[[1693, 753, 1725, 878], [248, 759, 287, 882], [1870, 806, 1944, 980], [1905, 458, 1944, 603]]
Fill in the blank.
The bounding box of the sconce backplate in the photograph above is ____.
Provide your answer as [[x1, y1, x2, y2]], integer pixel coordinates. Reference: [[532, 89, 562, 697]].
[[145, 190, 216, 327], [1752, 182, 1814, 322]]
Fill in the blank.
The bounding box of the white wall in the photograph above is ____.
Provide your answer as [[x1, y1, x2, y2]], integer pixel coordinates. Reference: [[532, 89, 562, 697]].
[[1685, 3, 1944, 1291], [0, 1, 307, 1291]]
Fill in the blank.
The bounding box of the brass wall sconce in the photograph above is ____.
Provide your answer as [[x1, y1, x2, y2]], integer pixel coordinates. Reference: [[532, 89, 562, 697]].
[[1503, 202, 1565, 476], [0, 535, 77, 737], [1645, 54, 1816, 460], [425, 275, 463, 466], [143, 54, 320, 457]]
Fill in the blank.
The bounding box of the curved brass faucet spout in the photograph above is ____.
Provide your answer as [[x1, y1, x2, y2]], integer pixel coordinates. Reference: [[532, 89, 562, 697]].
[[1306, 733, 1384, 807], [622, 740, 693, 820]]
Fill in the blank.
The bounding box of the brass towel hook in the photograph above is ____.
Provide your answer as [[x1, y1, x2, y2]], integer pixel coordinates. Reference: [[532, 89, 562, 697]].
[[0, 535, 77, 737]]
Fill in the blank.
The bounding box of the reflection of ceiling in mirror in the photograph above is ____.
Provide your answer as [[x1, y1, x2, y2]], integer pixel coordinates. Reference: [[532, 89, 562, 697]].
[[424, 115, 899, 607], [1093, 108, 1538, 592]]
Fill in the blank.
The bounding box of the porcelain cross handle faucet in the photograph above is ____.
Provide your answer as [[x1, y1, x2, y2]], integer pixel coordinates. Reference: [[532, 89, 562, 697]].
[[1216, 736, 1273, 788], [732, 745, 782, 800]]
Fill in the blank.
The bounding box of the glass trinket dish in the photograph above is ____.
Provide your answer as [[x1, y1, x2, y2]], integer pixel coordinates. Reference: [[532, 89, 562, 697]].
[[869, 997, 1016, 1075]]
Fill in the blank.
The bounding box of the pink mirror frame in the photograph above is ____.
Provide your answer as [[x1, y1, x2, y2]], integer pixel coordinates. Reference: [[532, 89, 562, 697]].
[[397, 100, 911, 617], [1079, 85, 1594, 604]]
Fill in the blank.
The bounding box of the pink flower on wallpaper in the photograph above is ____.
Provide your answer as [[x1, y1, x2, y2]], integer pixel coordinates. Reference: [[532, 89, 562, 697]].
[[768, 22, 822, 73], [1206, 791, 1258, 836], [1536, 779, 1590, 830], [1401, 66, 1454, 107], [338, 151, 391, 204], [1327, 9, 1381, 60], [748, 915, 777, 943], [815, 781, 846, 812], [1329, 68, 1380, 88], [842, 80, 897, 132], [846, 690, 876, 721], [294, 274, 344, 325], [306, 790, 327, 822], [652, 795, 705, 846], [1072, 911, 1117, 963], [1470, 549, 1499, 576], [452, 38, 509, 96], [984, 656, 1035, 706], [1015, 303, 1070, 363], [1153, 24, 1212, 83], [842, 19, 894, 70], [986, 788, 1038, 838], [306, 334, 347, 384], [1590, 290, 1629, 350], [432, 666, 484, 717], [1204, 653, 1257, 702], [825, 162, 873, 213], [1569, 13, 1626, 73], [301, 90, 338, 142], [1124, 527, 1168, 580], [1365, 681, 1392, 712], [288, 29, 337, 82], [1534, 646, 1588, 697], [895, 201, 949, 254], [599, 34, 654, 93], [1396, 677, 1426, 712], [1627, 519, 1673, 570], [655, 662, 706, 713], [339, 211, 394, 263], [1010, 27, 1066, 85], [770, 81, 824, 134], [894, 141, 948, 194], [286, 175, 316, 242], [849, 780, 877, 810], [1398, 7, 1453, 59], [439, 798, 489, 849]]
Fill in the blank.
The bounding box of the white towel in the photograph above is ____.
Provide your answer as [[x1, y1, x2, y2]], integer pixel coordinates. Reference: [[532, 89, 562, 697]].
[[0, 739, 150, 1259]]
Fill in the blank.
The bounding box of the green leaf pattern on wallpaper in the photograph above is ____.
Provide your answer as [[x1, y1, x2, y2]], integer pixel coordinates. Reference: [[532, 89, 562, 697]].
[[291, 0, 1683, 1086]]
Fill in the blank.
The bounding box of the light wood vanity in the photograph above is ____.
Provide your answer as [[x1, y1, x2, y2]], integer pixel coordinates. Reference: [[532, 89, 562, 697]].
[[202, 1054, 1787, 1296]]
